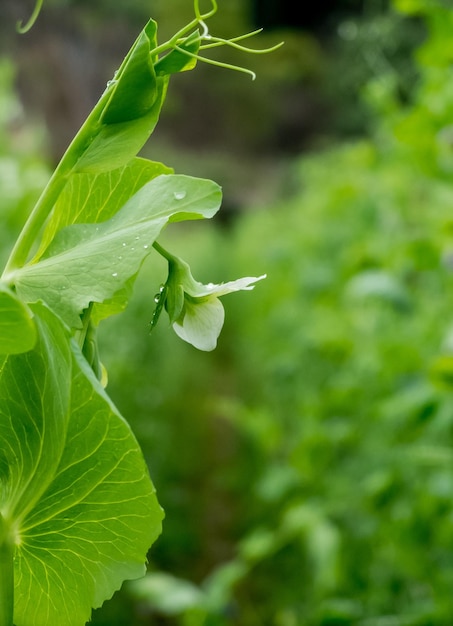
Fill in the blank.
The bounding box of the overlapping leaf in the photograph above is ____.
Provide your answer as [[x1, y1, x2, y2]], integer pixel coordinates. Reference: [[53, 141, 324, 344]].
[[0, 304, 162, 626], [101, 21, 159, 126], [0, 305, 71, 524], [154, 31, 201, 75], [12, 174, 222, 328], [36, 158, 173, 260], [73, 20, 170, 174], [0, 283, 36, 354]]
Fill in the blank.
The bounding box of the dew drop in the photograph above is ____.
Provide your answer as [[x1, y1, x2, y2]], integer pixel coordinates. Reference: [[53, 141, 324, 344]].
[[174, 190, 186, 200], [112, 272, 118, 277], [154, 293, 161, 303], [122, 242, 127, 247], [143, 244, 149, 249]]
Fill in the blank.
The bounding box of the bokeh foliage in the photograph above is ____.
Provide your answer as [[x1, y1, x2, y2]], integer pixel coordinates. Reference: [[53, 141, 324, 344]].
[[0, 61, 49, 268]]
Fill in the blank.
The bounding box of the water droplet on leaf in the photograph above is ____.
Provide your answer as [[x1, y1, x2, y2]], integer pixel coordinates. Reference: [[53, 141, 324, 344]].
[[173, 191, 186, 200], [112, 272, 118, 277]]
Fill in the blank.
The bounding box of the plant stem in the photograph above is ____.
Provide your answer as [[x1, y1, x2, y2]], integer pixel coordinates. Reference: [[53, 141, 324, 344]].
[[1, 163, 68, 279], [152, 0, 217, 57], [152, 240, 174, 262], [16, 0, 43, 34], [0, 514, 14, 626]]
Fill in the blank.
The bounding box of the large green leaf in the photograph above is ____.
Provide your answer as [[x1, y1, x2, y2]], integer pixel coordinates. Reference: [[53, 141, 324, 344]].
[[0, 304, 162, 626], [12, 175, 222, 328], [0, 282, 36, 354], [36, 157, 173, 260], [0, 305, 71, 525]]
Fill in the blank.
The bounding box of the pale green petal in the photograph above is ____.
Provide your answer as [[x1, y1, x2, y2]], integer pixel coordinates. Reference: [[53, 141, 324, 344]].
[[186, 274, 267, 298], [172, 297, 225, 351], [161, 250, 265, 349]]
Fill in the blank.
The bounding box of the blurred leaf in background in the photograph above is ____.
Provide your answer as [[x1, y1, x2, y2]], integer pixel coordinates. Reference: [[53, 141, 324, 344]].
[[0, 59, 49, 268]]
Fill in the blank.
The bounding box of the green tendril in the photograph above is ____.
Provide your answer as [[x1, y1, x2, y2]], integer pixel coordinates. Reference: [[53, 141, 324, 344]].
[[153, 0, 283, 80], [200, 29, 265, 49], [153, 0, 218, 56], [194, 0, 218, 22], [200, 32, 285, 56], [174, 43, 258, 80], [172, 28, 284, 80], [193, 0, 214, 36], [16, 0, 43, 34]]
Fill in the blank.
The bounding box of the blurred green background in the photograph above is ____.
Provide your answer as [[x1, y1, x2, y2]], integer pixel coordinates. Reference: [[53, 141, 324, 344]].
[[3, 0, 453, 624]]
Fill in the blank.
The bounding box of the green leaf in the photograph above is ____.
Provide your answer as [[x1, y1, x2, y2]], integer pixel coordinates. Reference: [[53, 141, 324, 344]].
[[101, 21, 159, 125], [71, 20, 169, 174], [129, 572, 205, 615], [0, 304, 162, 626], [12, 175, 222, 328], [0, 282, 36, 354], [91, 275, 136, 326], [36, 158, 172, 261], [71, 20, 204, 174], [74, 76, 169, 173], [70, 18, 190, 174], [154, 31, 201, 75], [345, 270, 412, 311], [0, 304, 72, 525]]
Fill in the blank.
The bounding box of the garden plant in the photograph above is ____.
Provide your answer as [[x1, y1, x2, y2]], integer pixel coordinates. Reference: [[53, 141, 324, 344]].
[[0, 1, 279, 624]]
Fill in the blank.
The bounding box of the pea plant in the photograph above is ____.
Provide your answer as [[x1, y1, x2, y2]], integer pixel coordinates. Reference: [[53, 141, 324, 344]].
[[0, 2, 279, 624]]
